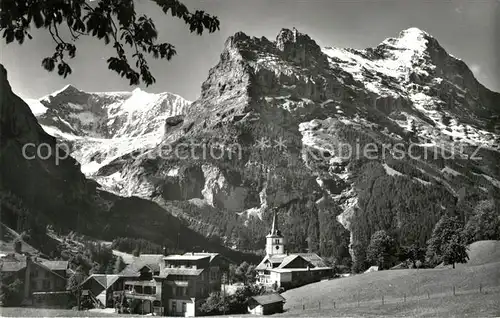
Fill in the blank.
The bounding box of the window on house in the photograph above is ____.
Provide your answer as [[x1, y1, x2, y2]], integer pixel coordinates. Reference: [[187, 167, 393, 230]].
[[182, 302, 186, 313], [152, 287, 156, 294], [172, 301, 177, 312]]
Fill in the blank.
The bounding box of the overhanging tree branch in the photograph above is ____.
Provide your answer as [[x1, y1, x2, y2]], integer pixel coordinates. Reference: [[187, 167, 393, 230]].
[[0, 0, 220, 86]]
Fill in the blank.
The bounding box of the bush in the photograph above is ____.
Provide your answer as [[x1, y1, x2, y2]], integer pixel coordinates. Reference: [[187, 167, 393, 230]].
[[199, 285, 266, 316], [0, 274, 24, 307]]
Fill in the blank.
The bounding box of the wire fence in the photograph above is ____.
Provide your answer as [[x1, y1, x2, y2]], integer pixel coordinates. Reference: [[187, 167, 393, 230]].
[[286, 283, 500, 313]]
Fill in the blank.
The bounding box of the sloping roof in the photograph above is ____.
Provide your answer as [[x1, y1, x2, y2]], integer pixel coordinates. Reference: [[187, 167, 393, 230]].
[[105, 275, 120, 287], [119, 254, 163, 277], [0, 260, 26, 272], [277, 255, 306, 269], [112, 250, 136, 264], [256, 254, 288, 271], [41, 260, 68, 271], [270, 267, 332, 273], [295, 253, 328, 268], [183, 252, 219, 262], [250, 293, 286, 305], [256, 253, 330, 271], [83, 274, 121, 289], [164, 254, 210, 261], [157, 268, 204, 277], [90, 275, 108, 288], [31, 261, 66, 280], [364, 266, 379, 273]]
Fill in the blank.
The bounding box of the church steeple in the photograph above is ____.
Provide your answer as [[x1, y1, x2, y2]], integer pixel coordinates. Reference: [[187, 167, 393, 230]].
[[270, 210, 280, 236], [266, 209, 285, 255]]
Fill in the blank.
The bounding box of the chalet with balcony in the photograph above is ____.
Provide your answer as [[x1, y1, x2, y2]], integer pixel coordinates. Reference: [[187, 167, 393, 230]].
[[79, 254, 164, 310], [114, 252, 227, 317]]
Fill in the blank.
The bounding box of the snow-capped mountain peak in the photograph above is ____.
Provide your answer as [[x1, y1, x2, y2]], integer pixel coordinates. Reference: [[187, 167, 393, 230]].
[[27, 85, 191, 176], [381, 27, 430, 56]]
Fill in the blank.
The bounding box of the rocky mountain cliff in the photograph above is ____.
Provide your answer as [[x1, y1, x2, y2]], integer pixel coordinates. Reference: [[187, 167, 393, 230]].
[[1, 65, 257, 262], [23, 28, 500, 268], [26, 86, 190, 176]]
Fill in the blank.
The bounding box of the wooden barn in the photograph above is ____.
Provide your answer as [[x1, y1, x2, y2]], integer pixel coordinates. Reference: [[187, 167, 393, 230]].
[[247, 293, 286, 315]]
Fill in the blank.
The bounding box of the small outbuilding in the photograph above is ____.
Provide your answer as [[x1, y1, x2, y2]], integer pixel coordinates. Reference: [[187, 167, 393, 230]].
[[247, 293, 286, 315]]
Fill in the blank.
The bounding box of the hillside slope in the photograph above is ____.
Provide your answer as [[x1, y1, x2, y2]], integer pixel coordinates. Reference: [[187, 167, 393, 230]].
[[0, 64, 258, 263], [282, 240, 500, 315]]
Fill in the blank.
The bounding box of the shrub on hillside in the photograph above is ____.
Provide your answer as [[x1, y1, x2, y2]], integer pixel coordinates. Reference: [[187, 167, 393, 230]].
[[199, 285, 266, 315]]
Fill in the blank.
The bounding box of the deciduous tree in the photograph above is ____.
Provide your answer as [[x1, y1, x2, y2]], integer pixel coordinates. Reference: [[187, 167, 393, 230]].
[[1, 0, 219, 86], [426, 215, 469, 269], [366, 230, 397, 270]]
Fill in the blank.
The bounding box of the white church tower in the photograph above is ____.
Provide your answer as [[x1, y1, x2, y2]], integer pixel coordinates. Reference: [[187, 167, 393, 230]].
[[266, 210, 285, 255]]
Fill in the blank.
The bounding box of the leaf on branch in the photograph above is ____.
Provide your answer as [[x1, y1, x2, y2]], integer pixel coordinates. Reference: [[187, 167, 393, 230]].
[[2, 0, 220, 86], [42, 57, 56, 72]]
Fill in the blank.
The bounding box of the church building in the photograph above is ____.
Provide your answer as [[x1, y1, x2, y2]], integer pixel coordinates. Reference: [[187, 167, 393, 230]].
[[255, 212, 333, 289]]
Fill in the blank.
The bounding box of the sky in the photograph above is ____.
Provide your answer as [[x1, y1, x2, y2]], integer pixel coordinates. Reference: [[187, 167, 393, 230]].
[[1, 0, 499, 101]]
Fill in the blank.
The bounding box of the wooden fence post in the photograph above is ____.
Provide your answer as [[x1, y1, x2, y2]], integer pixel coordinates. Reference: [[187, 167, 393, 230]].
[[302, 304, 305, 311], [479, 283, 482, 293], [453, 286, 456, 296], [318, 301, 321, 310], [333, 301, 336, 309], [381, 295, 384, 305], [427, 292, 430, 299]]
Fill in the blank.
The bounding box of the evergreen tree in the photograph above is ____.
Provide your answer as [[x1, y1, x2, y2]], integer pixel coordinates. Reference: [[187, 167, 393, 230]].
[[426, 215, 469, 269], [351, 242, 368, 273]]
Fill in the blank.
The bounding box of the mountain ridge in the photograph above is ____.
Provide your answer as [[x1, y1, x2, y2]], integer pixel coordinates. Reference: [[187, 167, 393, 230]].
[[20, 27, 500, 268]]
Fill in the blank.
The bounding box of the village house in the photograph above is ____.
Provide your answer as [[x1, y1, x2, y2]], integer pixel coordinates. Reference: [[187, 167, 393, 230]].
[[256, 212, 333, 289], [0, 253, 70, 307], [247, 293, 286, 315], [84, 252, 228, 316], [155, 252, 226, 316], [81, 254, 164, 309]]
